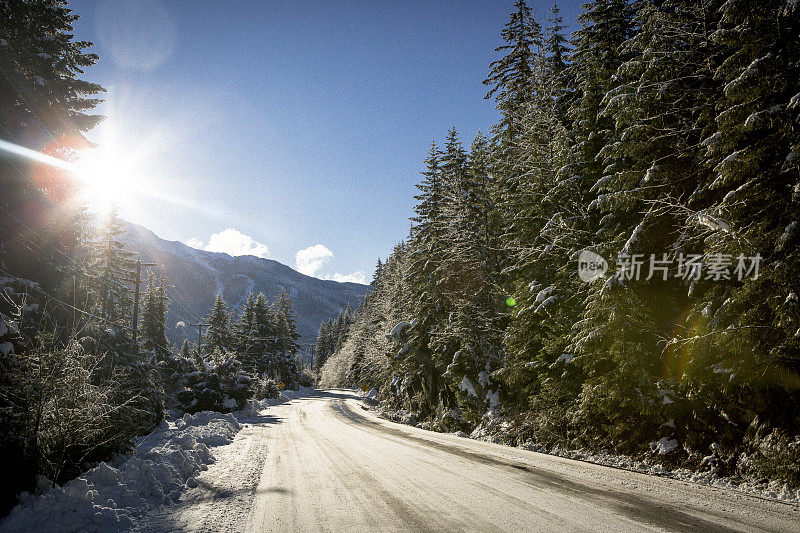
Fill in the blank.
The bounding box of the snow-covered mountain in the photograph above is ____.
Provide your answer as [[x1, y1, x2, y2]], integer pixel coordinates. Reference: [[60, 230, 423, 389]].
[[119, 221, 370, 346]]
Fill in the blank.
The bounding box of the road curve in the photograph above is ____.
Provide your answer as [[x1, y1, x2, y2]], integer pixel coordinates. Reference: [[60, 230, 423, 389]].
[[245, 390, 798, 533]]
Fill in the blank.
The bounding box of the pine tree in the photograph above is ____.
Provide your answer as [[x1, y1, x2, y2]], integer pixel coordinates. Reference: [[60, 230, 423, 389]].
[[314, 322, 330, 371], [325, 317, 336, 356], [236, 292, 257, 351], [273, 288, 301, 385], [669, 0, 800, 438], [252, 292, 277, 375], [430, 128, 468, 361], [0, 0, 104, 212], [403, 133, 468, 417], [492, 0, 576, 419], [140, 271, 170, 359], [0, 1, 105, 313], [205, 292, 233, 357], [483, 0, 543, 234], [334, 310, 348, 351], [371, 258, 384, 288], [180, 339, 192, 360], [91, 209, 137, 325], [483, 0, 542, 128], [235, 291, 265, 374], [544, 2, 573, 125]]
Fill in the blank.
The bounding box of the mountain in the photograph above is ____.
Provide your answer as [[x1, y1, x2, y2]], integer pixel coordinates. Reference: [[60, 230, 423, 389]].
[[119, 221, 370, 348]]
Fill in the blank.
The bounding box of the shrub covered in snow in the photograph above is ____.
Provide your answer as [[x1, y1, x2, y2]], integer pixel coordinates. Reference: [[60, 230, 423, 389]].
[[253, 376, 280, 400], [0, 337, 164, 512], [156, 352, 196, 402], [0, 410, 242, 533], [738, 430, 800, 486], [176, 352, 253, 414]]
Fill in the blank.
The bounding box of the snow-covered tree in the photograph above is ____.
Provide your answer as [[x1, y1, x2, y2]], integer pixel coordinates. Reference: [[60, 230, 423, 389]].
[[272, 288, 301, 385], [205, 292, 233, 357], [140, 272, 170, 359]]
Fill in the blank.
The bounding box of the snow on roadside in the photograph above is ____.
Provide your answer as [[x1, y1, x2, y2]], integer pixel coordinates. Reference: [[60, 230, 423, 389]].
[[651, 437, 678, 455], [520, 442, 800, 504], [1, 412, 242, 533], [274, 385, 316, 402], [133, 403, 280, 532], [372, 403, 800, 505]]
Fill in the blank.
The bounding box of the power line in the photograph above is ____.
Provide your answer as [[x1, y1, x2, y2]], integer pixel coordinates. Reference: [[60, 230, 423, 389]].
[[0, 264, 129, 331], [189, 323, 209, 352], [163, 283, 203, 323], [0, 265, 180, 357]]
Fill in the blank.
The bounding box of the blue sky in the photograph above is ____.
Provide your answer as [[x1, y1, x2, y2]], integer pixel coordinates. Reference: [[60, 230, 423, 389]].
[[69, 0, 582, 283]]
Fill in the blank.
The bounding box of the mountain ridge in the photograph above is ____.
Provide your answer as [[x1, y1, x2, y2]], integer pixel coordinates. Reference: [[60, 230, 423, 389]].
[[119, 221, 370, 347]]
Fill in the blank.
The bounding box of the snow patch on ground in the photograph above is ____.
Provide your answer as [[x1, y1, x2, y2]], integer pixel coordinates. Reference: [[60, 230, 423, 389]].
[[555, 353, 573, 364], [459, 376, 477, 397], [651, 437, 678, 455], [1, 412, 242, 532], [278, 385, 316, 401], [133, 406, 278, 532], [485, 389, 500, 409]]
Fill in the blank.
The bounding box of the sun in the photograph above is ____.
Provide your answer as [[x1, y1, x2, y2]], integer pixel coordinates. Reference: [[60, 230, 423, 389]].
[[73, 138, 139, 213]]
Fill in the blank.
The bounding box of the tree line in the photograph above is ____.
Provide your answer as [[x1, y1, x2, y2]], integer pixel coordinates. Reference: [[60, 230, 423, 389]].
[[313, 305, 354, 373], [320, 0, 800, 485]]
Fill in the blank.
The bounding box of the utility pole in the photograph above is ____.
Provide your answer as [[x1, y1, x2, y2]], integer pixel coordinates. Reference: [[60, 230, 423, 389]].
[[190, 323, 209, 354], [131, 258, 157, 342]]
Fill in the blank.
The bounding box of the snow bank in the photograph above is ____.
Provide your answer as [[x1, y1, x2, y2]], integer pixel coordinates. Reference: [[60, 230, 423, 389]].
[[278, 385, 315, 401], [243, 386, 317, 415], [375, 403, 800, 504], [469, 410, 513, 444], [1, 412, 241, 533]]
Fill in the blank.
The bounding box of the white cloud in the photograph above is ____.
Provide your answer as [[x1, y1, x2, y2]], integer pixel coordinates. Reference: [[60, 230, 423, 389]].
[[185, 228, 270, 258], [326, 270, 367, 284], [295, 244, 333, 276]]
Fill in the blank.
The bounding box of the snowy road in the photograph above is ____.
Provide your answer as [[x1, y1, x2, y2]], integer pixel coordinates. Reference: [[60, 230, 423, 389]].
[[164, 390, 798, 532]]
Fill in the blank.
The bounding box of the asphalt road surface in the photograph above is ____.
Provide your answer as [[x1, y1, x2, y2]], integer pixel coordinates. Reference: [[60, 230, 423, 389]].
[[236, 390, 798, 533]]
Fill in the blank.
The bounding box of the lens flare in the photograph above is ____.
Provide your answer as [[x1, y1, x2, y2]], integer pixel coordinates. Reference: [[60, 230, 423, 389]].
[[73, 142, 137, 213]]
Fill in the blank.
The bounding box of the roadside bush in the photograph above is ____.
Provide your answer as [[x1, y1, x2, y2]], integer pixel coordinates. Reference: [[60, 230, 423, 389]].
[[156, 353, 195, 404], [297, 368, 315, 388], [176, 351, 253, 414], [253, 377, 280, 400], [739, 430, 800, 486], [0, 343, 151, 500]]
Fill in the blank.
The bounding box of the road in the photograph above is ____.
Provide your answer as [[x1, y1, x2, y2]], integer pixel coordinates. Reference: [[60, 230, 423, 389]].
[[156, 389, 800, 532]]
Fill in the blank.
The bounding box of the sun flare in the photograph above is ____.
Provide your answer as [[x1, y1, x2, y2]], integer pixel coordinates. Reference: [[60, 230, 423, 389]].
[[74, 138, 139, 212]]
